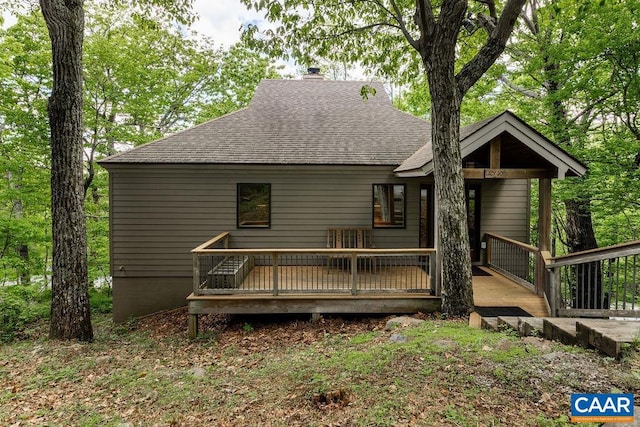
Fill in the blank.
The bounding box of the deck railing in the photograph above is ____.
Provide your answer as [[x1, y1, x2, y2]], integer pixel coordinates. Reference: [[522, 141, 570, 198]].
[[192, 232, 437, 296], [546, 241, 640, 318], [485, 233, 542, 294]]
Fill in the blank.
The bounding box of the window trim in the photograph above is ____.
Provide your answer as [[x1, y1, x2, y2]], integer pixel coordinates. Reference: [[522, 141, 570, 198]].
[[372, 183, 406, 229], [237, 183, 271, 229]]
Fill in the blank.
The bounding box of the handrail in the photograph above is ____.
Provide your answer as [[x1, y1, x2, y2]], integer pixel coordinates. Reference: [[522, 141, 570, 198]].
[[191, 232, 229, 252], [193, 247, 437, 255], [545, 240, 640, 317], [192, 233, 438, 297], [548, 240, 640, 268], [484, 232, 539, 253]]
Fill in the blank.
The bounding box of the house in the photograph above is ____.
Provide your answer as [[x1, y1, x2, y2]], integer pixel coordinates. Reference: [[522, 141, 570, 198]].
[[99, 71, 586, 324]]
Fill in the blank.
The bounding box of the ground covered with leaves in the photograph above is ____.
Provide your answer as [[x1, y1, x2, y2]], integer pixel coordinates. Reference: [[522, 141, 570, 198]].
[[1, 309, 638, 426]]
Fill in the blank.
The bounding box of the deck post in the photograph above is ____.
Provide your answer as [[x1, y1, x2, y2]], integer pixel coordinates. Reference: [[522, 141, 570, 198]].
[[193, 254, 201, 295], [188, 313, 198, 340], [351, 253, 358, 295], [536, 178, 552, 296], [429, 253, 438, 295], [272, 252, 279, 296]]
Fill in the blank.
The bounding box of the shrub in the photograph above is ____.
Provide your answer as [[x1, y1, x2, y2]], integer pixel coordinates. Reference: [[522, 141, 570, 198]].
[[0, 291, 27, 343], [0, 283, 113, 342]]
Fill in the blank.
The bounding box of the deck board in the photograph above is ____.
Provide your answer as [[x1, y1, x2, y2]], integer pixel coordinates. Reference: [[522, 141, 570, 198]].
[[472, 266, 549, 317]]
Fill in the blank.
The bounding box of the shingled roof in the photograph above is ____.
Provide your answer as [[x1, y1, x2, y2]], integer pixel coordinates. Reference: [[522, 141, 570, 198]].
[[99, 79, 432, 166]]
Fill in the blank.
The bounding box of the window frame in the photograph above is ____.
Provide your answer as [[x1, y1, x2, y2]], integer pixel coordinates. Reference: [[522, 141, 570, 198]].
[[237, 183, 271, 229], [372, 183, 406, 229]]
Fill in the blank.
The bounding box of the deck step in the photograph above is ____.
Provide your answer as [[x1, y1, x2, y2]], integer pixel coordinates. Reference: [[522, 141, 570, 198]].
[[575, 319, 640, 358]]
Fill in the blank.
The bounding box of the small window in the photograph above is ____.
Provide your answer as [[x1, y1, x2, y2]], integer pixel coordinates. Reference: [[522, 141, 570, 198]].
[[373, 184, 405, 228], [237, 183, 271, 228]]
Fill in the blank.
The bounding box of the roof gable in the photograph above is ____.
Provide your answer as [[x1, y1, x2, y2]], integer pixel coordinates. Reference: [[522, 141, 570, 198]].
[[394, 111, 587, 178]]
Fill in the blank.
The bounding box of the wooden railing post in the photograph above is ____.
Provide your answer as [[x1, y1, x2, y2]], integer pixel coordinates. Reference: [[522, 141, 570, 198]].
[[272, 252, 279, 296], [550, 266, 560, 317], [351, 253, 358, 295], [429, 253, 439, 296], [485, 235, 492, 266], [193, 253, 200, 295], [534, 252, 545, 296]]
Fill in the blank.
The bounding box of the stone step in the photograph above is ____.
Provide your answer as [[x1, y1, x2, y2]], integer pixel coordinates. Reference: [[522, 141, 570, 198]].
[[519, 317, 544, 337], [480, 317, 499, 332], [496, 316, 520, 333], [480, 315, 640, 358], [576, 319, 640, 358], [542, 318, 580, 346]]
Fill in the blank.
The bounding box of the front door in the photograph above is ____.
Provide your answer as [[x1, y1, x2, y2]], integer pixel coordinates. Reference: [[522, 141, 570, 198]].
[[420, 183, 481, 261], [466, 184, 481, 262]]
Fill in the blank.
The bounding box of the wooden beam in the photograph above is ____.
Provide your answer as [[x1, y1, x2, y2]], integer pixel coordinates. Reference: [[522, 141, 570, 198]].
[[462, 168, 551, 179], [535, 178, 552, 296], [462, 168, 484, 179], [490, 138, 501, 169], [538, 178, 552, 252]]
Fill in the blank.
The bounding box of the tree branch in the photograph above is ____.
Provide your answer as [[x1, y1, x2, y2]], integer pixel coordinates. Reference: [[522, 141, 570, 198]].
[[388, 0, 418, 50], [413, 0, 434, 54], [497, 75, 539, 98], [456, 0, 527, 96], [473, 0, 497, 18]]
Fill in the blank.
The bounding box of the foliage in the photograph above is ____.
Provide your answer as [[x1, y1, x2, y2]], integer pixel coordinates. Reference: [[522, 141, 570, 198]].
[[0, 12, 53, 285], [495, 0, 640, 250], [0, 284, 112, 342], [0, 2, 278, 287]]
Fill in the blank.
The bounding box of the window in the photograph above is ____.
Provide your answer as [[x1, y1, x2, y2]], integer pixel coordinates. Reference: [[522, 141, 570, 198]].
[[237, 183, 271, 228], [373, 184, 405, 228]]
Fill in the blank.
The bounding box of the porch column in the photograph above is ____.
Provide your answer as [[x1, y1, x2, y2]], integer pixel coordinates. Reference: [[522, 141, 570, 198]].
[[538, 178, 552, 252], [536, 177, 552, 295]]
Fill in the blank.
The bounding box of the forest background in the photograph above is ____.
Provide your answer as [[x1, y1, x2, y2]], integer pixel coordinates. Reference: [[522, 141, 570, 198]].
[[0, 0, 638, 295]]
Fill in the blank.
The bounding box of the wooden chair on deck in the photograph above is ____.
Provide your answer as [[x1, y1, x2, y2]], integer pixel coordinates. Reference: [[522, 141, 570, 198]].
[[326, 228, 376, 271]]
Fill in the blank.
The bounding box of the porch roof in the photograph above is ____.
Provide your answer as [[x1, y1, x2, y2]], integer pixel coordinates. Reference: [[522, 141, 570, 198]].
[[394, 110, 587, 179]]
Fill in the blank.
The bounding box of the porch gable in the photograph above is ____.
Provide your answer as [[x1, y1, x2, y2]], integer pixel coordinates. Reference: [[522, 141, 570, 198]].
[[394, 110, 587, 179]]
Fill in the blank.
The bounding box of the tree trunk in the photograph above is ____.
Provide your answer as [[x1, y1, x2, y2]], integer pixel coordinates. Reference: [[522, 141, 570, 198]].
[[565, 198, 603, 309], [429, 98, 474, 316], [544, 60, 601, 309], [425, 35, 474, 317], [40, 0, 93, 341]]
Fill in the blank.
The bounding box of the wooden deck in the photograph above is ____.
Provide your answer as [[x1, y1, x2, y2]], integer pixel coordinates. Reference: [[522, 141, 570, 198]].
[[473, 266, 549, 317], [188, 264, 548, 337]]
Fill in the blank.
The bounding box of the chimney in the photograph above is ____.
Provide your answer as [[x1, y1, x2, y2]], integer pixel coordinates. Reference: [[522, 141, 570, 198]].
[[303, 67, 324, 80]]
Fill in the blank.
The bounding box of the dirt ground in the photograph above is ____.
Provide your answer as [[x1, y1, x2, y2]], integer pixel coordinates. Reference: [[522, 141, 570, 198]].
[[1, 308, 639, 426]]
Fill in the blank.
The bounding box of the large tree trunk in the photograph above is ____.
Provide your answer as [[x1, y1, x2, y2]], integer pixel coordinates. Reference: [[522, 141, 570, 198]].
[[429, 86, 474, 316], [40, 0, 93, 341], [423, 3, 474, 316]]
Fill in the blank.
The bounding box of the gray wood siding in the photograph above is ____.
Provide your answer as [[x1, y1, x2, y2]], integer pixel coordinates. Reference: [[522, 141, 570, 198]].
[[480, 179, 530, 243], [108, 165, 423, 277]]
